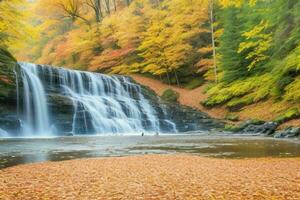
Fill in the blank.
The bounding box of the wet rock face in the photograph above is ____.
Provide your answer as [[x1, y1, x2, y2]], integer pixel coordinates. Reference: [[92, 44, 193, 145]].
[[0, 50, 19, 134], [47, 93, 75, 133], [230, 120, 300, 138], [140, 84, 225, 132], [274, 127, 300, 138], [241, 122, 278, 135], [162, 104, 224, 132]]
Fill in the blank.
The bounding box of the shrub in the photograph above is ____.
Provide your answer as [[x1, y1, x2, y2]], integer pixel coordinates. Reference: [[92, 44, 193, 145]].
[[224, 124, 241, 132], [274, 108, 300, 124], [161, 88, 179, 103], [283, 78, 300, 102], [226, 95, 254, 110], [183, 78, 204, 89], [203, 74, 273, 107], [225, 113, 239, 121]]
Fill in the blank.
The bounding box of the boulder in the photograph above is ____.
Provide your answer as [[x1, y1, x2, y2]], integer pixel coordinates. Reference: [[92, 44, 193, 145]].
[[274, 127, 300, 138], [241, 121, 278, 135]]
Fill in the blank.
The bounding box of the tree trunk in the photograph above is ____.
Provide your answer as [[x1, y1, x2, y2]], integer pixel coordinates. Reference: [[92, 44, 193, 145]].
[[95, 0, 103, 22], [113, 0, 117, 12], [98, 0, 103, 18], [166, 72, 171, 86], [125, 0, 131, 6], [104, 0, 111, 15], [210, 0, 218, 83], [174, 70, 180, 87], [85, 0, 103, 22]]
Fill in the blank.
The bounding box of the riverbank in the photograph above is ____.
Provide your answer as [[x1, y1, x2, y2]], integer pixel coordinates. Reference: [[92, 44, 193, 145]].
[[131, 74, 300, 130], [0, 155, 299, 200]]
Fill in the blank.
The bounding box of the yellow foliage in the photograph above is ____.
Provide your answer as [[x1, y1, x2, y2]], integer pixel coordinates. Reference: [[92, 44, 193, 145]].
[[198, 46, 213, 54], [238, 21, 272, 70], [205, 74, 274, 106], [0, 0, 33, 50], [217, 0, 243, 8], [7, 0, 210, 77], [217, 0, 256, 8], [284, 77, 300, 102]]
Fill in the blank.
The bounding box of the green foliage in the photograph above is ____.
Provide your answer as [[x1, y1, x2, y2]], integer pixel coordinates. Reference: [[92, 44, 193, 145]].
[[204, 0, 300, 111], [226, 95, 254, 110], [161, 89, 180, 103], [183, 78, 204, 90], [275, 108, 300, 124], [225, 113, 239, 121], [224, 124, 241, 132], [218, 6, 249, 83], [203, 75, 273, 107], [238, 21, 272, 70], [0, 48, 17, 68], [2, 0, 300, 116]]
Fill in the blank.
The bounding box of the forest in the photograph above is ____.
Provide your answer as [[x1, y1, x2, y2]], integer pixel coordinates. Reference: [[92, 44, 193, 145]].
[[1, 0, 300, 124], [1, 1, 300, 199]]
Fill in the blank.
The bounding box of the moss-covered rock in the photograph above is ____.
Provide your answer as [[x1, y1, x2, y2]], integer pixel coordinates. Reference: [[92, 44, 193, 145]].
[[161, 88, 179, 103], [223, 119, 266, 133], [0, 48, 21, 134], [0, 48, 18, 97]]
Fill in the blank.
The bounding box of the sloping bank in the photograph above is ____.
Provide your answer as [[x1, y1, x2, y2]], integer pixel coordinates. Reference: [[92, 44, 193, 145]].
[[131, 75, 300, 138]]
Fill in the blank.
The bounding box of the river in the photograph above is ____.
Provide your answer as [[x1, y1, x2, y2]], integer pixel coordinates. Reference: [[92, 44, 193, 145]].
[[0, 134, 299, 169]]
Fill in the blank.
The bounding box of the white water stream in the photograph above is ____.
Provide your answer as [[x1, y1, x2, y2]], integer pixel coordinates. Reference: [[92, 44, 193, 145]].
[[17, 63, 177, 136]]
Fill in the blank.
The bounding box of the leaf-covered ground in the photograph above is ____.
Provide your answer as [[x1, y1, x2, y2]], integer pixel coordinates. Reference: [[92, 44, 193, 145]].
[[0, 155, 299, 200], [131, 74, 227, 120], [132, 74, 300, 128]]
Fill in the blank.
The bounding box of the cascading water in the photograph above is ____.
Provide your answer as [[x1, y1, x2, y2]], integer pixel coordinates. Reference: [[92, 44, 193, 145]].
[[16, 62, 177, 136], [19, 63, 51, 136]]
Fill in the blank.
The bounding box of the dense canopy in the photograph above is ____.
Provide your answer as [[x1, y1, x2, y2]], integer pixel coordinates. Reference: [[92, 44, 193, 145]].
[[1, 0, 300, 118]]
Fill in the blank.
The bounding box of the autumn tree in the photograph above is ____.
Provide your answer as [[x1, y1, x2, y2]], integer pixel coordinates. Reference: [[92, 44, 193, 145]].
[[0, 0, 28, 49], [57, 0, 90, 25], [85, 0, 103, 22]]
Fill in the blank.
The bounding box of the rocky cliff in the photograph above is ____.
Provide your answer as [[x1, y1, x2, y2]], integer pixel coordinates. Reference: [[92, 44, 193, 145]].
[[0, 49, 20, 135]]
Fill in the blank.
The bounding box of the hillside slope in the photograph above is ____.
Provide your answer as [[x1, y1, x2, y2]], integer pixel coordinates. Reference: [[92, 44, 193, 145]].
[[131, 74, 227, 120], [132, 74, 300, 129]]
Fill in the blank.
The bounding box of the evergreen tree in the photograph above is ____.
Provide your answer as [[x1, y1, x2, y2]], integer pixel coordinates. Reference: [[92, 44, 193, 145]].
[[218, 6, 247, 83]]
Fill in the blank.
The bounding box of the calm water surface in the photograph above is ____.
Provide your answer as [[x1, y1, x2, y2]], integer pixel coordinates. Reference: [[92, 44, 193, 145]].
[[0, 134, 299, 169]]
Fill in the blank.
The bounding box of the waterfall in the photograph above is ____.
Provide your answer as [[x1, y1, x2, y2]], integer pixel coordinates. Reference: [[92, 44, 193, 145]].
[[16, 62, 177, 136], [19, 63, 51, 136], [0, 128, 8, 137]]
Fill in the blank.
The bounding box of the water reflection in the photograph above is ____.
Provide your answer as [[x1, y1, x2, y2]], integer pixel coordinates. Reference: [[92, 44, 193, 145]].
[[0, 135, 299, 169]]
